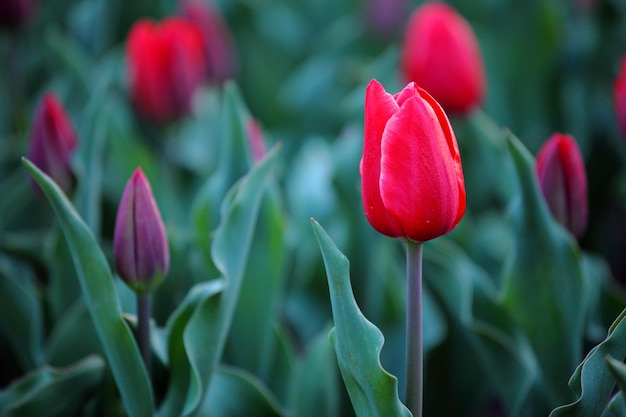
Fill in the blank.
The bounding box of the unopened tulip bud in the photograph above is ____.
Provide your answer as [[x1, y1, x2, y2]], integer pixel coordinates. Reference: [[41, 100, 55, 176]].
[[180, 0, 237, 83], [401, 2, 485, 114], [246, 119, 267, 163], [126, 17, 207, 121], [27, 93, 78, 194], [535, 133, 588, 239], [360, 79, 466, 242], [114, 168, 169, 293], [614, 57, 626, 140]]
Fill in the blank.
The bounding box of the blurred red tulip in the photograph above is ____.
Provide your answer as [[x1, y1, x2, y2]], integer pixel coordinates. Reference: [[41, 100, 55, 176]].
[[27, 93, 78, 194], [246, 118, 267, 163], [364, 0, 408, 38], [180, 0, 237, 83], [126, 17, 207, 122], [401, 2, 485, 114], [361, 79, 466, 242], [536, 133, 588, 239], [114, 168, 169, 293]]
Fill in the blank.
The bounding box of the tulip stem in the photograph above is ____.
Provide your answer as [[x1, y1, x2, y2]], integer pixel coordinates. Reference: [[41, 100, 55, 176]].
[[137, 293, 152, 376], [405, 241, 424, 417]]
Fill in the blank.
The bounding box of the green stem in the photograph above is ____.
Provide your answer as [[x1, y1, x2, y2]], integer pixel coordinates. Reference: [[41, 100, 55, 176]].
[[137, 293, 152, 376], [405, 241, 424, 417]]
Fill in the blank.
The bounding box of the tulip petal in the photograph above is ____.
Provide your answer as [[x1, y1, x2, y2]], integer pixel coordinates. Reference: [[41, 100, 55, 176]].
[[361, 79, 404, 237], [379, 95, 461, 242]]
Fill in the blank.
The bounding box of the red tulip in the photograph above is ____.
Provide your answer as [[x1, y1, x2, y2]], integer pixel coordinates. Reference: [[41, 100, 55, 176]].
[[535, 133, 588, 239], [27, 93, 78, 194], [180, 0, 237, 83], [614, 57, 626, 140], [126, 17, 207, 122], [114, 168, 169, 293], [361, 79, 466, 242], [400, 2, 485, 114]]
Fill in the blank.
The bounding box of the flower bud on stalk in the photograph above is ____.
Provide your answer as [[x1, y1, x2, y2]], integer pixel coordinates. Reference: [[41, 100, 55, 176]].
[[27, 93, 78, 195], [614, 56, 626, 139], [114, 168, 169, 294], [180, 0, 237, 84], [360, 79, 466, 242], [535, 133, 588, 239], [126, 17, 207, 122], [400, 2, 485, 114]]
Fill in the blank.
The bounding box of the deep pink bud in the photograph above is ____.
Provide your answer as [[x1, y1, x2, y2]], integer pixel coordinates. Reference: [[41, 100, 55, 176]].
[[246, 118, 267, 163], [614, 57, 626, 139], [535, 133, 588, 239], [27, 93, 78, 194], [126, 17, 207, 122], [400, 2, 485, 114], [114, 168, 169, 293], [364, 0, 408, 38], [0, 0, 35, 29], [180, 0, 237, 84], [361, 79, 466, 242]]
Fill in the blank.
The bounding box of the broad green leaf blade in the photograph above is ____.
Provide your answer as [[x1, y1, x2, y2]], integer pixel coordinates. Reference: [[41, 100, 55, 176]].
[[502, 133, 585, 407], [311, 219, 411, 417], [157, 280, 225, 417], [606, 355, 626, 396], [549, 309, 626, 417], [174, 144, 280, 417], [225, 184, 287, 377], [200, 366, 285, 417], [288, 328, 339, 417], [0, 256, 43, 370], [607, 393, 626, 417], [0, 356, 104, 417], [22, 158, 154, 417]]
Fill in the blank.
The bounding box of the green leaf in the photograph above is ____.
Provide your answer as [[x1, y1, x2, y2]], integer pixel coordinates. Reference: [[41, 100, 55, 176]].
[[159, 144, 281, 417], [225, 184, 287, 377], [0, 356, 105, 417], [157, 280, 225, 417], [606, 355, 626, 395], [549, 309, 626, 417], [0, 256, 44, 370], [311, 219, 411, 417], [288, 328, 339, 417], [502, 132, 585, 406], [200, 366, 285, 417], [22, 158, 154, 417]]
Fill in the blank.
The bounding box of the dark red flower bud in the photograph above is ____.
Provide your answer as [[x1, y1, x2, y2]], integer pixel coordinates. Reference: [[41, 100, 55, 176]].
[[400, 2, 485, 114], [535, 133, 588, 239], [126, 17, 207, 122], [180, 0, 237, 84], [0, 0, 35, 29], [361, 79, 466, 242], [614, 57, 626, 140], [114, 168, 169, 293], [27, 93, 78, 194]]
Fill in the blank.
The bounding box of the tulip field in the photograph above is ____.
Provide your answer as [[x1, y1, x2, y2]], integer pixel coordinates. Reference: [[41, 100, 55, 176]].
[[2, 0, 626, 416]]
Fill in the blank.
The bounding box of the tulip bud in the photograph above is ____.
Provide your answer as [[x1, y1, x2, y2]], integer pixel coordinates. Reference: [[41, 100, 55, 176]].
[[0, 0, 35, 29], [180, 0, 237, 84], [126, 17, 207, 122], [535, 133, 588, 239], [114, 168, 169, 293], [27, 93, 78, 194], [364, 0, 408, 38], [400, 2, 485, 114], [246, 118, 267, 163], [614, 57, 626, 139], [360, 79, 466, 242]]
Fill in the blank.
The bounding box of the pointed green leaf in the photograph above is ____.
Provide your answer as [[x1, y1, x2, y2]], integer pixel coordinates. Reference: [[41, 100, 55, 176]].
[[549, 309, 626, 417], [607, 355, 626, 395], [0, 256, 43, 369], [159, 144, 280, 417], [157, 280, 225, 417], [311, 219, 411, 417], [22, 158, 154, 417], [502, 132, 585, 406], [200, 366, 285, 417], [0, 356, 104, 417]]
